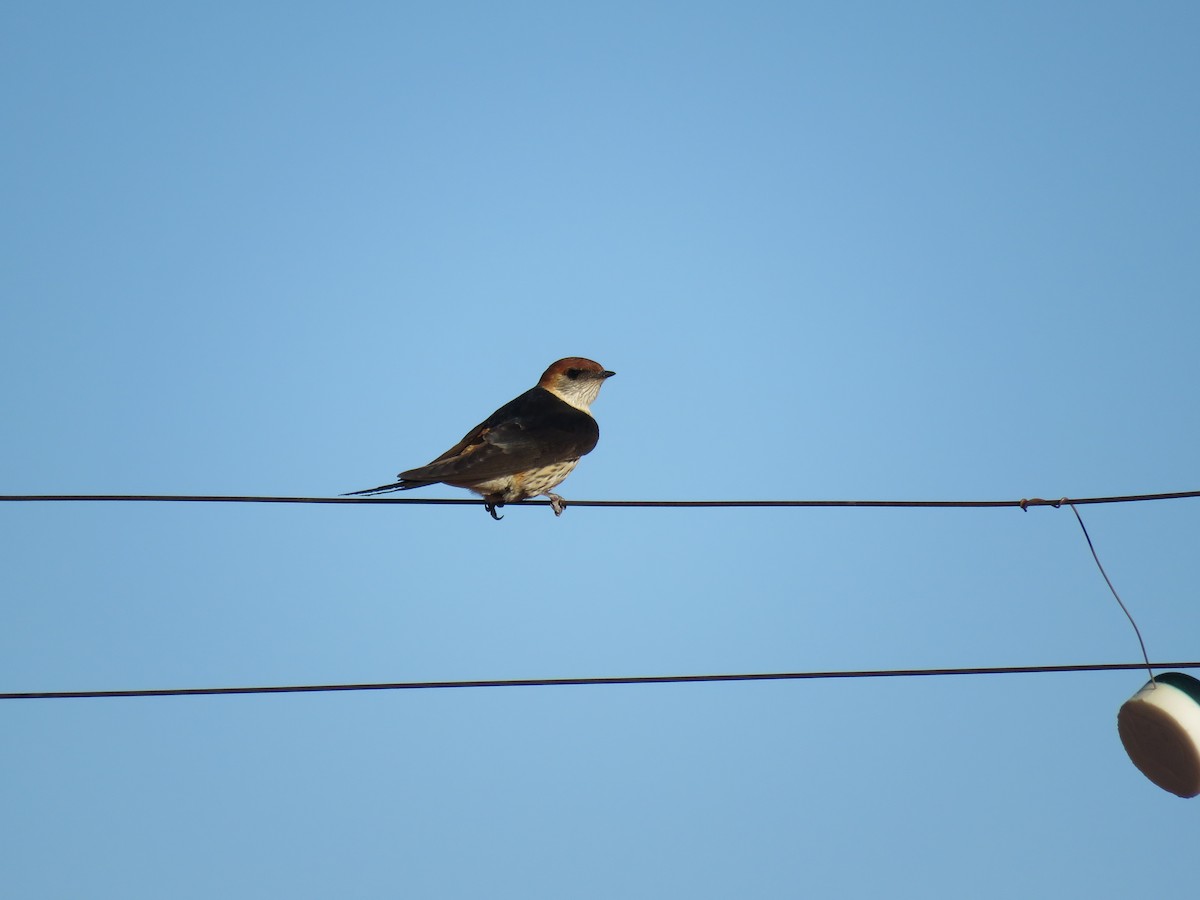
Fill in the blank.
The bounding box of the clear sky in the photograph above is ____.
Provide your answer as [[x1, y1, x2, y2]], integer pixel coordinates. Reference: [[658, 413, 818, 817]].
[[3, 2, 1198, 897]]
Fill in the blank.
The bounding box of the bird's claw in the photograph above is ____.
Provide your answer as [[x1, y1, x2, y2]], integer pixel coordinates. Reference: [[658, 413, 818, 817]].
[[484, 496, 566, 518]]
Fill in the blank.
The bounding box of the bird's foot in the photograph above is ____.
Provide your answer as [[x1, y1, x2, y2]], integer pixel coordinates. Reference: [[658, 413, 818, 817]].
[[484, 501, 504, 521], [547, 493, 566, 516]]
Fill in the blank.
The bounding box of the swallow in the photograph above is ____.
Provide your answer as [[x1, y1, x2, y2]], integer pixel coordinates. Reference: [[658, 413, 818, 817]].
[[345, 357, 615, 519]]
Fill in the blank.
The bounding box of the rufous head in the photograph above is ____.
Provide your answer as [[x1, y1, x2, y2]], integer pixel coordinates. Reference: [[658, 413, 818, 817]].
[[538, 357, 615, 411]]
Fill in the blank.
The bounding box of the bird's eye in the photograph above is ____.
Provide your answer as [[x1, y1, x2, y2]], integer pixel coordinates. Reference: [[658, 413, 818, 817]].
[[566, 368, 581, 379]]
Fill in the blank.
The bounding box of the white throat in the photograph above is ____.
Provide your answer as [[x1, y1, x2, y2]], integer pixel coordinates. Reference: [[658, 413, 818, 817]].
[[548, 379, 604, 413]]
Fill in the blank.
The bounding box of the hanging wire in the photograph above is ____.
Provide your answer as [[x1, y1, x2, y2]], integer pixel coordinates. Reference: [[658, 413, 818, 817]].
[[1063, 502, 1156, 685]]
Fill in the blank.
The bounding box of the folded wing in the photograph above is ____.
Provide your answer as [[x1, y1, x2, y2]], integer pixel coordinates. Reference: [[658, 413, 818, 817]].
[[400, 387, 600, 486]]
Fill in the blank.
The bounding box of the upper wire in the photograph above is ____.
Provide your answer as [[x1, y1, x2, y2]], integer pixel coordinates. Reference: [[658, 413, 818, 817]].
[[3, 488, 1200, 508]]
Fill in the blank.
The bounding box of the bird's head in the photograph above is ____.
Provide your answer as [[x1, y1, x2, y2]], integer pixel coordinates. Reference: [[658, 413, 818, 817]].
[[538, 357, 616, 411]]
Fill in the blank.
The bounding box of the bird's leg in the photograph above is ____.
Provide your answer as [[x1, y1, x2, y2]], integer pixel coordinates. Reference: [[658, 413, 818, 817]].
[[484, 500, 504, 521], [547, 493, 567, 516]]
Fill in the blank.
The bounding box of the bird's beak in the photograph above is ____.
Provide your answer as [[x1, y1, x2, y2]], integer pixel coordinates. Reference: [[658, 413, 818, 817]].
[[601, 370, 616, 378]]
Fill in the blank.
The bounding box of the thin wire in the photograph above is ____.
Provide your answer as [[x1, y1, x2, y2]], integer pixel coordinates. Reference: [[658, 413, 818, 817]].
[[1066, 502, 1155, 685], [4, 661, 1198, 701], [3, 489, 1200, 508], [3, 491, 1187, 702]]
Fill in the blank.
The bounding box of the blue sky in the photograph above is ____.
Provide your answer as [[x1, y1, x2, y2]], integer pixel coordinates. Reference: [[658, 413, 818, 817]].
[[2, 2, 1198, 897]]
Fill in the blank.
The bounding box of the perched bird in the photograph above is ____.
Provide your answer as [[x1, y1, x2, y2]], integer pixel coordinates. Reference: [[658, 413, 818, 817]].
[[345, 357, 615, 519]]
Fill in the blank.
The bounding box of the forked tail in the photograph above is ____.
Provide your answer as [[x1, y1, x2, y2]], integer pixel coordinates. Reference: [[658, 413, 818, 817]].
[[340, 481, 408, 497]]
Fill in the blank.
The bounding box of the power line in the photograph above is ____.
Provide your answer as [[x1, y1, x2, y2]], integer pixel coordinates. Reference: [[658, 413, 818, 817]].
[[3, 493, 1190, 703], [4, 661, 1197, 701], [3, 489, 1200, 508]]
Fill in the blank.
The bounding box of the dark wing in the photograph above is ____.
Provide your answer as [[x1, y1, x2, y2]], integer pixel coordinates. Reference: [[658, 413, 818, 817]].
[[398, 387, 599, 486]]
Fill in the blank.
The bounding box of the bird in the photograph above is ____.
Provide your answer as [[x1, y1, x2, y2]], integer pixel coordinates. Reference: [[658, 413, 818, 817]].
[[344, 357, 615, 519]]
